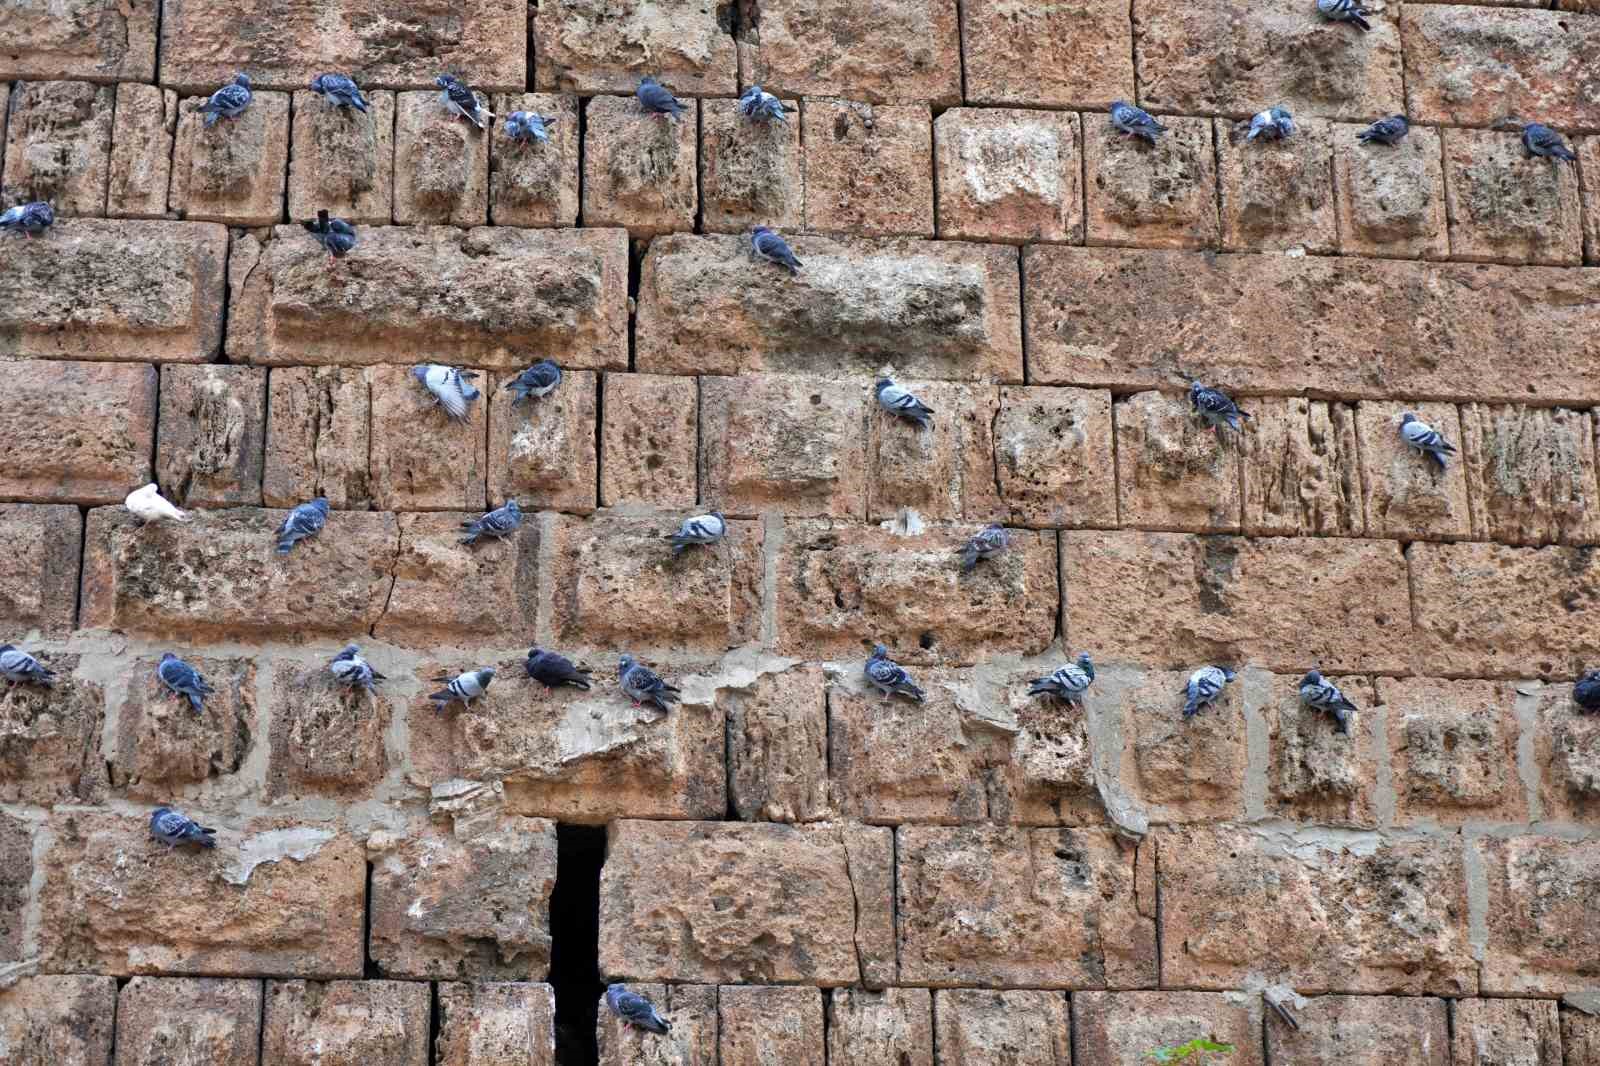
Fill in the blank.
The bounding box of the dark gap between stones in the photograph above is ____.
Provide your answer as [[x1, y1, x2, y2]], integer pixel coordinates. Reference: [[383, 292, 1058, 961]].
[[551, 823, 607, 1066]]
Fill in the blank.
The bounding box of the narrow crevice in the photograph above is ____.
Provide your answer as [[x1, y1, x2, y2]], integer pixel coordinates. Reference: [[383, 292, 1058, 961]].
[[255, 978, 267, 1066], [551, 824, 607, 1066], [593, 370, 606, 511], [890, 826, 902, 980], [362, 860, 380, 978], [71, 505, 89, 630], [724, 699, 740, 821], [213, 230, 237, 365], [1067, 990, 1079, 1066], [695, 375, 705, 506], [953, 0, 969, 105], [428, 981, 442, 1066], [1151, 836, 1164, 988], [576, 97, 589, 227], [694, 99, 706, 234], [1016, 246, 1029, 384], [626, 241, 643, 373], [820, 987, 833, 1065]]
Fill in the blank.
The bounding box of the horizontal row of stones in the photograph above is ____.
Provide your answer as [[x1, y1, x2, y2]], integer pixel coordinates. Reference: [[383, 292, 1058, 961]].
[[9, 79, 1599, 262], [2, 976, 1590, 1066], [0, 813, 1594, 997], [6, 0, 1600, 126]]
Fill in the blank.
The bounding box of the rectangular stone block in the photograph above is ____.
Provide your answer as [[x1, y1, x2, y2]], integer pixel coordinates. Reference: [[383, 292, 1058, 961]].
[[1564, 1009, 1600, 1066], [264, 366, 373, 509], [0, 360, 155, 504], [534, 0, 737, 95], [0, 654, 107, 805], [1115, 389, 1242, 532], [1265, 671, 1379, 826], [737, 0, 961, 105], [490, 93, 581, 228], [1333, 122, 1448, 259], [0, 219, 227, 363], [437, 982, 555, 1066], [1266, 994, 1450, 1066], [1478, 835, 1600, 995], [2, 80, 113, 216], [374, 513, 536, 647], [0, 814, 30, 964], [638, 233, 1022, 380], [0, 0, 155, 82], [110, 655, 256, 798], [1586, 136, 1600, 265], [865, 381, 1001, 522], [1380, 677, 1526, 824], [1533, 682, 1600, 824], [1158, 826, 1475, 995], [777, 521, 1058, 665], [1443, 127, 1583, 266], [720, 986, 824, 1066], [40, 811, 365, 976], [961, 0, 1131, 108], [394, 89, 489, 226], [1217, 116, 1336, 254], [157, 363, 267, 507], [115, 977, 262, 1066], [700, 96, 805, 233], [1454, 998, 1561, 1066], [0, 503, 81, 636], [170, 90, 290, 225], [1357, 399, 1472, 539], [1106, 666, 1248, 823], [597, 983, 716, 1066], [263, 979, 430, 1066], [108, 83, 179, 218], [828, 987, 932, 1066], [600, 372, 699, 508], [995, 386, 1116, 528], [1075, 991, 1263, 1066], [1241, 396, 1364, 537], [267, 660, 389, 800], [0, 976, 116, 1066], [369, 363, 487, 511], [487, 368, 596, 513], [934, 108, 1082, 244], [802, 100, 934, 238], [228, 225, 629, 369], [583, 93, 698, 238], [726, 665, 829, 823], [287, 88, 395, 225], [1085, 113, 1220, 250], [1462, 404, 1600, 546], [934, 990, 1070, 1065]]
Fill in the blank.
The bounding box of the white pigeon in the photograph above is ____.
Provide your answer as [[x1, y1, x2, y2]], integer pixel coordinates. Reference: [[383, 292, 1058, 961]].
[[125, 483, 188, 523]]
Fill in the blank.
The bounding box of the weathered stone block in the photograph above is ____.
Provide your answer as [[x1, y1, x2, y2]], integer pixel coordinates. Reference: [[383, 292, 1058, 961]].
[[638, 233, 1022, 380], [1240, 396, 1364, 537], [777, 522, 1058, 664], [0, 0, 155, 82], [487, 368, 597, 513], [374, 513, 537, 646], [1454, 998, 1561, 1066], [995, 386, 1116, 528], [933, 989, 1070, 1066], [1356, 399, 1472, 539], [115, 977, 262, 1066], [0, 503, 81, 637], [726, 665, 829, 823], [1333, 122, 1448, 259], [866, 381, 1000, 522], [156, 364, 267, 507], [2, 80, 113, 216], [0, 814, 29, 964], [1115, 389, 1242, 532], [1266, 994, 1450, 1066], [227, 225, 630, 370], [1443, 127, 1583, 266], [828, 987, 932, 1066], [0, 655, 106, 805], [1158, 826, 1475, 994], [1533, 682, 1600, 824], [934, 108, 1082, 244], [110, 655, 255, 797], [1075, 991, 1263, 1066], [40, 811, 365, 976], [583, 94, 698, 238], [720, 986, 824, 1066], [802, 100, 934, 238], [534, 0, 737, 95], [263, 979, 430, 1066], [108, 83, 179, 218], [394, 90, 489, 226], [1266, 672, 1379, 826], [287, 88, 395, 225], [0, 976, 116, 1066], [700, 97, 804, 233], [437, 982, 555, 1066], [1462, 404, 1600, 546], [1380, 677, 1525, 824], [0, 360, 155, 504], [369, 363, 488, 511], [961, 0, 1132, 108], [170, 90, 290, 225], [1479, 835, 1600, 995], [600, 373, 699, 508], [1585, 136, 1600, 265], [267, 661, 388, 800], [1563, 1009, 1600, 1066], [1217, 116, 1336, 253], [1085, 114, 1219, 250], [737, 0, 961, 105], [490, 93, 581, 228], [263, 366, 373, 509], [1108, 667, 1247, 823], [899, 825, 1155, 988], [597, 983, 717, 1066]]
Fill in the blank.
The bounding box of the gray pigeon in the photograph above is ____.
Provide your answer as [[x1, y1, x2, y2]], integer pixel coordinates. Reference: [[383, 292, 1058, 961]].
[[668, 511, 726, 556], [302, 209, 357, 259], [329, 644, 385, 691], [309, 73, 368, 112], [150, 806, 216, 849], [619, 654, 680, 712], [865, 644, 925, 703], [429, 667, 496, 710], [508, 361, 563, 403], [738, 84, 793, 123], [412, 364, 481, 421], [956, 523, 1011, 572], [200, 73, 252, 127], [158, 653, 213, 714], [525, 647, 593, 691], [1357, 115, 1409, 145], [436, 73, 492, 129], [1190, 381, 1250, 433], [1574, 670, 1600, 713], [504, 110, 557, 145], [751, 227, 802, 275], [606, 984, 670, 1034], [1247, 107, 1294, 141], [1182, 665, 1235, 719], [875, 378, 934, 429], [1522, 122, 1576, 162], [460, 500, 523, 545], [0, 644, 54, 686], [1298, 670, 1358, 734], [636, 76, 687, 120], [0, 201, 54, 236], [1317, 0, 1371, 31], [1109, 100, 1167, 143], [1028, 652, 1095, 706], [276, 498, 329, 554], [1399, 412, 1455, 471]]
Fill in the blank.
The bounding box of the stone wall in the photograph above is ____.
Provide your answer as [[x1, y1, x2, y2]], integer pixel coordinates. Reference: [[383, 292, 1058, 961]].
[[3, 1, 1600, 1063]]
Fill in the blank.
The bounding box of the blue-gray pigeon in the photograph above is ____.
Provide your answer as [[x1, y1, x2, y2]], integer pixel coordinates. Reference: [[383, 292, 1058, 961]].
[[865, 644, 925, 703], [1028, 653, 1095, 706], [504, 110, 557, 145], [525, 647, 593, 691], [0, 644, 54, 686], [1190, 381, 1250, 433], [460, 500, 523, 545], [956, 524, 1010, 572], [1247, 107, 1294, 141], [1182, 665, 1235, 719], [150, 806, 216, 849], [739, 85, 793, 123], [751, 227, 802, 275], [302, 209, 357, 260], [1399, 412, 1455, 471], [0, 201, 54, 236], [1522, 122, 1576, 162], [508, 361, 563, 403], [276, 498, 329, 554], [619, 655, 680, 712], [158, 653, 213, 714], [1110, 101, 1167, 143], [667, 512, 726, 556], [436, 73, 492, 129], [200, 73, 252, 127], [875, 378, 933, 429], [1317, 0, 1371, 30], [413, 364, 481, 421], [1298, 670, 1358, 734], [1575, 670, 1600, 713], [309, 73, 368, 112], [329, 644, 384, 690], [606, 984, 670, 1034], [429, 667, 496, 710], [636, 76, 687, 120], [1357, 115, 1409, 145]]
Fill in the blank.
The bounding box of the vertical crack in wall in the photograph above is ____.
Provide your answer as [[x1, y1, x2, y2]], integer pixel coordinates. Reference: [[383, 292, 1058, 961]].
[[428, 980, 442, 1066], [255, 978, 267, 1066], [362, 860, 380, 978], [550, 823, 607, 1066]]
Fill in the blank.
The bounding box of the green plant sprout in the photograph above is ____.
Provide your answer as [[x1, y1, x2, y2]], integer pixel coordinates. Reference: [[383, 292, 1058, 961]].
[[1146, 1037, 1236, 1063]]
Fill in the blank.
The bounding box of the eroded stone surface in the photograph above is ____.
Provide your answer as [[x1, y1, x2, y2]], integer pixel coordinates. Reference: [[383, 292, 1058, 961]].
[[1240, 397, 1364, 537], [726, 666, 829, 823], [1533, 682, 1600, 824], [583, 94, 698, 238], [1443, 127, 1583, 266], [1333, 122, 1448, 259], [157, 364, 267, 507], [263, 366, 373, 509], [490, 94, 581, 228], [1085, 114, 1219, 250], [288, 88, 395, 224], [375, 513, 537, 647], [719, 985, 824, 1066], [369, 363, 488, 511], [2, 80, 113, 216], [865, 381, 1000, 522], [700, 97, 804, 233], [1453, 998, 1561, 1066], [737, 0, 961, 105], [0, 504, 82, 637], [1115, 390, 1242, 532], [1357, 400, 1472, 540], [0, 975, 116, 1066], [267, 662, 389, 800], [170, 90, 290, 225], [802, 100, 934, 238], [0, 814, 30, 964], [995, 386, 1116, 528], [0, 0, 156, 82], [0, 655, 106, 805], [1478, 835, 1600, 995], [108, 83, 178, 218], [394, 90, 490, 226], [114, 977, 262, 1066], [1217, 117, 1336, 253], [962, 0, 1131, 108], [828, 987, 932, 1066], [1266, 994, 1450, 1066], [110, 655, 255, 797], [534, 0, 737, 96], [0, 360, 156, 504], [436, 982, 556, 1066], [600, 373, 699, 508], [262, 979, 430, 1066], [934, 108, 1082, 244], [487, 368, 597, 513], [1075, 991, 1263, 1066], [596, 983, 716, 1066], [1265, 672, 1379, 826], [933, 989, 1071, 1066], [1110, 668, 1247, 823], [1461, 404, 1600, 546], [1380, 677, 1525, 824], [1585, 136, 1600, 265]]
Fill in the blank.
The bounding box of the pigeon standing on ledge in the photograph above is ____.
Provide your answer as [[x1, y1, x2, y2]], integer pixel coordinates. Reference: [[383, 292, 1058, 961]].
[[1298, 670, 1359, 733], [1247, 107, 1294, 141], [200, 73, 252, 127], [508, 361, 563, 403], [309, 73, 368, 112], [504, 110, 557, 144], [866, 644, 925, 703], [956, 524, 1011, 572], [751, 227, 802, 275], [276, 498, 329, 554], [430, 667, 496, 710], [1357, 115, 1409, 145], [876, 378, 934, 429], [150, 807, 216, 849], [525, 648, 593, 691], [1317, 0, 1371, 31], [1183, 665, 1235, 719], [125, 483, 187, 523], [302, 209, 357, 260], [159, 653, 213, 714], [329, 644, 385, 691], [460, 500, 523, 545], [1190, 381, 1251, 433], [667, 512, 726, 556], [1029, 653, 1095, 706], [1399, 413, 1456, 471], [1110, 101, 1167, 143], [619, 655, 680, 712], [636, 76, 687, 121], [606, 984, 670, 1034], [0, 645, 54, 686], [437, 73, 492, 129], [0, 201, 54, 236], [739, 85, 794, 123], [1521, 122, 1577, 162]]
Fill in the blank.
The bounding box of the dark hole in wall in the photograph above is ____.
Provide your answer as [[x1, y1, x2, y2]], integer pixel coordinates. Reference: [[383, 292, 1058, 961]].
[[551, 824, 608, 1066]]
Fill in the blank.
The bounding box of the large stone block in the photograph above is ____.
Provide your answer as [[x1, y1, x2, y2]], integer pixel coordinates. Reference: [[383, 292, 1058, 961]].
[[1114, 390, 1242, 532], [110, 655, 256, 797], [0, 360, 156, 504], [287, 88, 396, 225], [2, 80, 113, 216], [170, 90, 290, 226], [776, 522, 1058, 665], [1085, 114, 1219, 250], [263, 366, 373, 509], [1478, 835, 1600, 995], [0, 655, 106, 805], [597, 983, 717, 1066], [374, 513, 536, 647], [699, 97, 804, 233], [40, 811, 365, 976], [934, 108, 1082, 244], [0, 219, 227, 363], [637, 233, 1022, 380], [1265, 672, 1379, 826], [1443, 127, 1583, 266], [994, 386, 1116, 529], [267, 661, 389, 800], [0, 0, 155, 82], [1217, 116, 1336, 253], [487, 368, 597, 513], [533, 0, 737, 95], [1108, 668, 1247, 823], [1074, 991, 1264, 1066], [0, 976, 117, 1066], [156, 364, 267, 507], [436, 982, 556, 1066], [1356, 400, 1472, 539], [600, 373, 699, 508], [1380, 677, 1526, 824], [1586, 136, 1600, 265], [1265, 994, 1449, 1066], [1158, 826, 1475, 994], [583, 94, 698, 238], [1533, 682, 1600, 824], [961, 0, 1132, 108], [1333, 122, 1448, 259], [368, 363, 488, 512], [865, 381, 1000, 522], [489, 93, 581, 228], [263, 979, 430, 1066], [0, 503, 81, 637], [726, 665, 829, 823], [1240, 397, 1364, 537], [1461, 404, 1600, 546], [114, 977, 262, 1066], [228, 225, 629, 370], [933, 989, 1071, 1066], [898, 825, 1155, 988], [394, 89, 490, 226], [828, 988, 932, 1066], [802, 100, 934, 238], [720, 986, 824, 1066], [737, 0, 961, 105], [1453, 999, 1561, 1066], [1564, 1010, 1600, 1066], [108, 83, 179, 219], [0, 814, 29, 964]]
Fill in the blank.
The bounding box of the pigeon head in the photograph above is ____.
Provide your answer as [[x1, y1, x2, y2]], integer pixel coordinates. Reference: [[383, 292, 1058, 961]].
[[504, 500, 522, 517], [1583, 669, 1600, 683], [874, 378, 894, 394], [1301, 670, 1323, 686], [1110, 99, 1130, 112], [870, 643, 889, 658], [640, 75, 660, 87], [338, 643, 360, 656], [410, 365, 431, 385], [528, 646, 545, 658], [1400, 412, 1418, 426], [310, 74, 326, 92], [1189, 380, 1205, 395], [478, 667, 497, 682], [308, 498, 329, 513], [619, 654, 637, 676], [1076, 651, 1093, 669], [0, 644, 13, 655], [234, 73, 251, 89], [160, 652, 178, 664], [1221, 667, 1238, 681], [752, 225, 773, 238]]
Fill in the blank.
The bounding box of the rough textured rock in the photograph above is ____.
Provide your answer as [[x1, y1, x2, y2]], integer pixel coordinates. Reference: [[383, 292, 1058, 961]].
[[0, 976, 117, 1066], [156, 364, 266, 507], [2, 80, 113, 216], [1533, 682, 1600, 824], [1461, 404, 1600, 546], [0, 360, 156, 504], [80, 506, 398, 640], [596, 983, 717, 1066], [1266, 994, 1450, 1065], [262, 979, 430, 1066], [719, 985, 824, 1066], [1453, 998, 1561, 1066], [600, 373, 699, 508], [114, 977, 262, 1066], [1380, 677, 1525, 824], [1442, 128, 1583, 266], [699, 96, 804, 233], [961, 0, 1132, 108], [107, 83, 178, 218], [287, 88, 395, 224], [1084, 114, 1219, 250], [0, 503, 82, 637], [394, 90, 490, 226], [368, 363, 488, 511], [0, 655, 106, 805], [1110, 668, 1248, 823], [583, 93, 698, 237], [933, 989, 1071, 1066], [865, 381, 1000, 522], [828, 987, 933, 1066], [994, 386, 1116, 528], [802, 100, 934, 238], [533, 0, 737, 95], [1563, 1010, 1600, 1066], [1074, 991, 1263, 1066], [1585, 136, 1600, 265], [0, 814, 29, 964], [1158, 826, 1476, 995], [110, 655, 255, 797], [725, 665, 829, 823], [0, 0, 155, 82], [737, 0, 961, 105], [1356, 400, 1472, 539], [39, 811, 365, 976], [436, 982, 556, 1066], [489, 93, 581, 228], [1333, 122, 1448, 259], [267, 662, 389, 800], [169, 90, 290, 225], [374, 513, 537, 647], [1114, 390, 1243, 532], [934, 108, 1081, 244], [0, 219, 227, 363], [1478, 835, 1600, 995], [1217, 117, 1336, 253], [899, 825, 1155, 988], [1265, 672, 1379, 826], [263, 366, 373, 509], [227, 225, 629, 370], [1239, 397, 1364, 537], [487, 368, 597, 513]]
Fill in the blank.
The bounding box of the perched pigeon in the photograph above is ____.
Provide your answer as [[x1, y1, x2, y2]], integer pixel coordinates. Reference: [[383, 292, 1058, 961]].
[[125, 482, 188, 523], [956, 524, 1011, 572], [1357, 115, 1409, 145], [1298, 670, 1358, 734], [0, 200, 54, 236], [525, 647, 593, 691], [875, 378, 934, 429], [302, 209, 357, 259], [1190, 381, 1251, 433], [460, 500, 523, 545], [1028, 653, 1096, 706], [1399, 412, 1456, 471], [865, 644, 925, 703], [1182, 665, 1235, 719], [0, 644, 54, 686], [436, 73, 492, 129], [412, 364, 481, 422], [429, 667, 496, 710], [276, 498, 329, 554], [329, 644, 385, 691], [508, 361, 563, 403], [150, 806, 216, 849], [158, 653, 213, 714], [504, 110, 557, 145], [738, 84, 793, 123], [1317, 0, 1371, 31], [1109, 100, 1167, 143], [606, 984, 670, 1034], [309, 73, 368, 112], [619, 655, 680, 712], [1247, 107, 1295, 141], [200, 73, 252, 127], [1522, 122, 1576, 162], [667, 512, 726, 556], [636, 76, 687, 120], [1574, 670, 1600, 713], [751, 226, 802, 275]]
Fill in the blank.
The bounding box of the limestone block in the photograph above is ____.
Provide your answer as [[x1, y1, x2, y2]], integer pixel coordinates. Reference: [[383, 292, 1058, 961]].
[[267, 661, 389, 800], [1, 80, 113, 215], [1074, 991, 1264, 1066], [534, 0, 737, 96], [1217, 116, 1336, 253], [156, 364, 267, 507], [287, 88, 395, 225], [1114, 390, 1242, 532], [994, 386, 1116, 528], [108, 84, 179, 218], [1453, 998, 1561, 1066], [1478, 835, 1600, 995], [961, 0, 1132, 109], [1266, 995, 1449, 1066], [0, 0, 155, 81], [736, 0, 960, 105], [1461, 404, 1600, 545], [1357, 400, 1472, 539], [1085, 114, 1219, 250], [802, 100, 934, 238], [0, 654, 107, 805], [263, 366, 373, 509], [934, 108, 1082, 244], [582, 94, 698, 238], [600, 374, 698, 508], [0, 814, 29, 964], [719, 986, 824, 1066], [486, 368, 597, 513], [0, 503, 82, 637], [1109, 668, 1248, 823], [597, 983, 717, 1066], [725, 665, 829, 823], [1443, 127, 1583, 266], [436, 982, 556, 1066], [374, 513, 537, 647], [1533, 682, 1600, 824], [170, 90, 290, 225], [933, 989, 1071, 1066], [489, 93, 581, 228], [699, 97, 804, 233], [1240, 397, 1364, 537], [1265, 672, 1380, 826], [0, 976, 117, 1066], [114, 977, 262, 1066], [1333, 122, 1448, 259], [1379, 677, 1526, 824], [262, 979, 429, 1066], [394, 90, 490, 226], [865, 381, 1000, 522], [368, 363, 488, 512], [827, 987, 932, 1066], [109, 655, 255, 797], [0, 360, 156, 504]]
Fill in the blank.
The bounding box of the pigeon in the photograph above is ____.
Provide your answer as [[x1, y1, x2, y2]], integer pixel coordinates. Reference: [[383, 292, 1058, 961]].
[[1028, 653, 1096, 706], [0, 645, 54, 686], [636, 76, 687, 121], [460, 500, 523, 545], [1109, 100, 1167, 143], [158, 653, 213, 714], [738, 84, 793, 123], [150, 806, 216, 849], [302, 209, 357, 260], [200, 73, 252, 127], [436, 73, 492, 129], [1521, 122, 1576, 163], [751, 226, 802, 276], [606, 984, 670, 1034], [1317, 0, 1371, 31], [875, 378, 934, 429], [508, 361, 563, 403], [1399, 412, 1456, 471], [429, 667, 496, 710], [1574, 670, 1600, 713], [619, 654, 680, 712], [865, 644, 925, 703], [667, 512, 726, 556], [1298, 670, 1358, 734], [1190, 381, 1251, 433], [1182, 665, 1236, 719], [309, 73, 368, 112], [525, 647, 593, 691], [125, 482, 188, 523], [956, 524, 1010, 572], [412, 364, 481, 422], [0, 200, 54, 237], [329, 644, 385, 691], [1247, 107, 1294, 141], [1357, 115, 1409, 145], [504, 110, 557, 145], [276, 498, 329, 554]]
